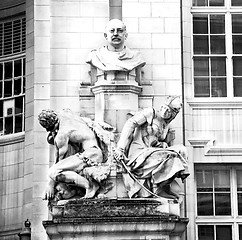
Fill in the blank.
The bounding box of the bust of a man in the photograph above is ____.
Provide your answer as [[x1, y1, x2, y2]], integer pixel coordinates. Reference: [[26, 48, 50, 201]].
[[86, 19, 145, 82]]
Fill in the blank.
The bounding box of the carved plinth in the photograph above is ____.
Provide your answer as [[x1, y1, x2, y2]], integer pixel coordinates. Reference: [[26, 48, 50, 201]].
[[43, 199, 188, 240], [91, 83, 142, 132]]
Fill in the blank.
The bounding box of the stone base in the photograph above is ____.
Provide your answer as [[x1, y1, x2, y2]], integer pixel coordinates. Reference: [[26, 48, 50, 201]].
[[43, 199, 188, 240]]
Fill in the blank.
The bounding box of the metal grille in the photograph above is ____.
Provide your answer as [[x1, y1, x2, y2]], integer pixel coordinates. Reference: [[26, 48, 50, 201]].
[[0, 17, 26, 57]]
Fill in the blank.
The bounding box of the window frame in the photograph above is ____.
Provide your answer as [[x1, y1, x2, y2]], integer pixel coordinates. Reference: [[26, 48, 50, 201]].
[[191, 2, 242, 99], [195, 164, 242, 240]]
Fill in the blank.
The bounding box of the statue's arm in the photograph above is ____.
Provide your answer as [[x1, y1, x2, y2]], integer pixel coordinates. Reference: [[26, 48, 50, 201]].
[[54, 132, 69, 161], [117, 108, 154, 153]]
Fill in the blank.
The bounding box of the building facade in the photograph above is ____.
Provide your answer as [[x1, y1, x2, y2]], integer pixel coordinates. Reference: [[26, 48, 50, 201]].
[[0, 0, 242, 239]]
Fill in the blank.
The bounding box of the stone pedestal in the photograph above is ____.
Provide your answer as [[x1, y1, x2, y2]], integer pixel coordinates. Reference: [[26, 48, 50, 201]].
[[91, 83, 142, 133], [43, 199, 188, 240]]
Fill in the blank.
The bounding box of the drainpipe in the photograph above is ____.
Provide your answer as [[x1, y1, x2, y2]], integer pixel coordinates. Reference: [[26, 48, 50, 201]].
[[180, 1, 188, 240]]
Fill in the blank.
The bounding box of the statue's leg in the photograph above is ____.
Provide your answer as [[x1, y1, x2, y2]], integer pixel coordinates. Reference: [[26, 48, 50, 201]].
[[55, 170, 99, 199]]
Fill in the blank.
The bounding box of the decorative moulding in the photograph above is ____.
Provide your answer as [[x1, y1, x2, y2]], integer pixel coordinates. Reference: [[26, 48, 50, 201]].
[[188, 138, 242, 156]]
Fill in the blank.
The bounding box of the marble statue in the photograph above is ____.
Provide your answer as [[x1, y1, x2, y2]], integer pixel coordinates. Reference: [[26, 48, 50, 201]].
[[86, 19, 145, 82], [113, 96, 190, 201], [38, 109, 114, 201]]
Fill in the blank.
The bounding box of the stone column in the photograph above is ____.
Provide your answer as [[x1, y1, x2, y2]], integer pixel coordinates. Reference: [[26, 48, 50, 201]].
[[109, 0, 122, 20]]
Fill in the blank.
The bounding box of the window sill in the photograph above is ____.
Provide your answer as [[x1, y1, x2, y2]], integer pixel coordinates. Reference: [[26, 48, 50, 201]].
[[0, 132, 25, 146]]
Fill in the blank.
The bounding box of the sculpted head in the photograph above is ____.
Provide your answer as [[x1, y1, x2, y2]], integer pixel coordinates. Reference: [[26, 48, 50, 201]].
[[159, 96, 182, 123], [104, 19, 128, 51], [38, 109, 58, 131]]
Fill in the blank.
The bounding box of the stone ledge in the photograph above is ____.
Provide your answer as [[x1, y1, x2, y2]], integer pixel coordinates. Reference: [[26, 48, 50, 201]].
[[43, 199, 188, 239]]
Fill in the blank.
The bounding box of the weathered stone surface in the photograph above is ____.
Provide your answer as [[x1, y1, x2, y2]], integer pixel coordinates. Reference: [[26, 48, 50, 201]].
[[43, 199, 188, 240]]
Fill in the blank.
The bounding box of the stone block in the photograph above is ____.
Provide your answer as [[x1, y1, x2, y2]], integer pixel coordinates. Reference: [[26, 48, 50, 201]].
[[35, 68, 51, 83], [50, 49, 67, 64], [165, 18, 180, 33], [139, 18, 164, 33], [51, 33, 82, 49], [36, 20, 50, 36], [35, 6, 50, 20], [126, 33, 151, 48], [51, 81, 67, 96], [51, 1, 79, 17], [67, 18, 93, 33], [165, 49, 181, 65], [80, 33, 105, 48], [122, 18, 138, 33], [153, 64, 181, 80], [93, 17, 109, 32], [35, 37, 50, 52], [142, 49, 165, 65], [80, 2, 108, 17], [152, 33, 181, 49], [51, 17, 67, 33], [123, 3, 151, 17], [34, 84, 50, 99], [35, 53, 50, 68], [152, 3, 180, 18]]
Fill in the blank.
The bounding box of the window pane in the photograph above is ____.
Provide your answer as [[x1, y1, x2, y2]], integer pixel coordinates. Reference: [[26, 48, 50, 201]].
[[23, 77, 25, 93], [0, 63, 3, 80], [238, 193, 242, 215], [194, 57, 209, 76], [23, 59, 25, 76], [211, 58, 226, 76], [4, 80, 12, 97], [239, 225, 242, 239], [5, 116, 13, 134], [15, 97, 23, 114], [209, 0, 224, 6], [233, 36, 242, 54], [14, 59, 21, 77], [194, 78, 210, 97], [216, 226, 232, 240], [197, 170, 213, 190], [198, 225, 214, 240], [232, 15, 242, 33], [0, 101, 2, 117], [0, 81, 2, 98], [193, 0, 208, 6], [15, 114, 23, 133], [211, 78, 227, 97], [210, 36, 225, 54], [0, 118, 3, 135], [234, 78, 242, 97], [215, 193, 231, 215], [232, 0, 242, 6], [14, 77, 22, 95], [193, 15, 208, 34], [214, 170, 230, 191], [233, 57, 242, 76], [210, 15, 225, 34], [4, 61, 12, 79], [194, 36, 209, 54], [197, 193, 213, 215]]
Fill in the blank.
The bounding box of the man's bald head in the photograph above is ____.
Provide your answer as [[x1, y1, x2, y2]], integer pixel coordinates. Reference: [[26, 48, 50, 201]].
[[104, 19, 128, 51]]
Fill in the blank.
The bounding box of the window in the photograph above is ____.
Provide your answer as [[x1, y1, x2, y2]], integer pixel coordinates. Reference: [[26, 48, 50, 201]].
[[0, 17, 25, 136], [192, 1, 242, 98], [198, 225, 232, 240], [196, 165, 242, 240]]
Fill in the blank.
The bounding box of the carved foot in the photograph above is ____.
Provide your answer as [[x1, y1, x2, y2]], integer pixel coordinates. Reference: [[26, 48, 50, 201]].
[[83, 181, 100, 199]]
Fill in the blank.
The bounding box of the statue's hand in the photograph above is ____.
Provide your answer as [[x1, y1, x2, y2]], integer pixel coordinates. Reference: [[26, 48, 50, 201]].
[[113, 147, 125, 162], [43, 181, 55, 200]]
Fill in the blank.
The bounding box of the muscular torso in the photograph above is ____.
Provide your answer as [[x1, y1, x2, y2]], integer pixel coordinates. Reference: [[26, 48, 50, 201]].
[[54, 113, 99, 160]]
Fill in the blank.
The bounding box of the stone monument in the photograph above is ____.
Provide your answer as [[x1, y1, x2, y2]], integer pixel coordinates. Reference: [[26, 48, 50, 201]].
[[42, 19, 189, 240]]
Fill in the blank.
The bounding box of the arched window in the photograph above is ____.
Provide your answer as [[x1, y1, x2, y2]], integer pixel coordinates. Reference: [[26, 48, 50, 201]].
[[0, 16, 25, 135]]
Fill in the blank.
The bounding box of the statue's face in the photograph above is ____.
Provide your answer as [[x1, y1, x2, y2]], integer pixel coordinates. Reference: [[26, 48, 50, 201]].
[[104, 19, 128, 50]]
